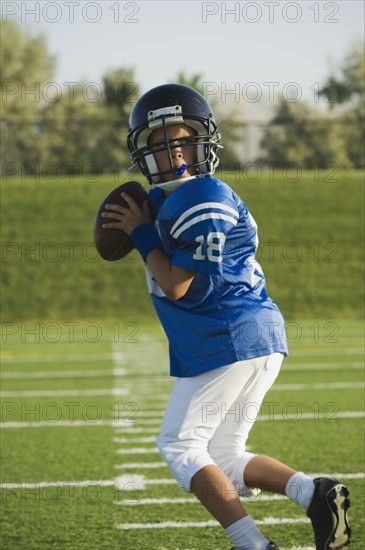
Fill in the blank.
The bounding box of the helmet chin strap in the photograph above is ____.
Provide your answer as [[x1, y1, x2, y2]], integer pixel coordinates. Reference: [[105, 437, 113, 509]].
[[150, 174, 200, 192]]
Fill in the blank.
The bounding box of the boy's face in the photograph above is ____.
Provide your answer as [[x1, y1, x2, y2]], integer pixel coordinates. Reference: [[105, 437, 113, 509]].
[[148, 124, 198, 182]]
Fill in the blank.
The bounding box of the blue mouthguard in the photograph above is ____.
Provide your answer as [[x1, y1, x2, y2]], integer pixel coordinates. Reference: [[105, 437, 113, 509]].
[[175, 164, 186, 176]]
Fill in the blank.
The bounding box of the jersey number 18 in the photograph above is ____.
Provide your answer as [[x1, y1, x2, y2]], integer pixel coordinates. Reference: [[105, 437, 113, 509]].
[[193, 232, 226, 263]]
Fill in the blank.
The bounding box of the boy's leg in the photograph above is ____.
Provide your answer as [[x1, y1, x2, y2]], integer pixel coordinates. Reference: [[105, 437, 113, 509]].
[[208, 352, 284, 496], [155, 357, 279, 550], [190, 463, 246, 528], [206, 351, 351, 550], [245, 456, 351, 550], [191, 464, 276, 550], [244, 454, 316, 508], [156, 354, 279, 494], [244, 454, 296, 495]]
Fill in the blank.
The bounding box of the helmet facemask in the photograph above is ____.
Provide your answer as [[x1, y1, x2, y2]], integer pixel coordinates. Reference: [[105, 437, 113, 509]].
[[127, 95, 222, 189]]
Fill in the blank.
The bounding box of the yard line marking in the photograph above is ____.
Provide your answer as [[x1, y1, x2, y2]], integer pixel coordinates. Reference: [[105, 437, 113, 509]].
[[112, 351, 126, 365], [2, 411, 364, 429], [0, 477, 174, 491], [123, 388, 186, 394], [115, 447, 160, 454], [0, 388, 129, 397], [282, 362, 364, 371], [115, 411, 164, 418], [272, 381, 364, 391], [113, 437, 157, 443], [311, 472, 365, 479], [2, 473, 363, 492], [114, 473, 365, 489], [115, 494, 289, 505], [291, 348, 364, 356], [0, 368, 127, 379], [114, 410, 364, 422], [0, 480, 117, 489], [0, 353, 116, 363], [114, 463, 164, 469], [114, 461, 365, 479], [2, 362, 362, 377], [116, 497, 198, 505], [264, 411, 364, 421], [114, 428, 160, 434], [129, 381, 364, 394], [135, 404, 169, 410], [0, 420, 148, 429], [115, 411, 365, 424], [116, 517, 311, 529], [112, 418, 162, 425]]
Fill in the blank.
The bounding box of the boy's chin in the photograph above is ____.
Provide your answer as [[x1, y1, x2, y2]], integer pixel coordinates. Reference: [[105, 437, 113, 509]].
[[163, 170, 185, 182], [162, 170, 188, 181]]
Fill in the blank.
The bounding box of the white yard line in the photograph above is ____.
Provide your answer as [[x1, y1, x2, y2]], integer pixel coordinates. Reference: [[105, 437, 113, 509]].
[[116, 517, 312, 529], [0, 354, 116, 363], [1, 411, 363, 429], [1, 344, 363, 363], [113, 473, 365, 489], [272, 382, 364, 391], [115, 447, 160, 454], [114, 427, 161, 434], [123, 381, 365, 395], [0, 388, 129, 397], [282, 362, 364, 371], [0, 360, 364, 383], [113, 419, 162, 425], [0, 368, 127, 379], [114, 462, 165, 469], [113, 462, 184, 471], [307, 472, 365, 479], [0, 480, 116, 489], [1, 362, 363, 379], [290, 348, 364, 356], [4, 380, 361, 398], [113, 462, 365, 475], [113, 436, 157, 443], [0, 420, 139, 429], [2, 473, 363, 492], [115, 494, 289, 505], [113, 411, 164, 418]]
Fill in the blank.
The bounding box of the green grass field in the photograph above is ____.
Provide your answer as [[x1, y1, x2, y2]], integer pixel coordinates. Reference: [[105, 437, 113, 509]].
[[1, 320, 364, 550]]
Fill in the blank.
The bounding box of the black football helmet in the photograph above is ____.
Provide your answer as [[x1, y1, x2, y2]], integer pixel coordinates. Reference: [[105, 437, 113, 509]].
[[127, 84, 222, 187]]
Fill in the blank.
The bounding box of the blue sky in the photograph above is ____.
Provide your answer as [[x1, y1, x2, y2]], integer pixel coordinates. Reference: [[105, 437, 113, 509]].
[[7, 0, 365, 105]]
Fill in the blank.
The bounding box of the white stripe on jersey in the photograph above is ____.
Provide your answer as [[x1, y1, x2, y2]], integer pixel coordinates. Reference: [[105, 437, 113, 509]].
[[171, 213, 238, 239], [170, 202, 239, 237]]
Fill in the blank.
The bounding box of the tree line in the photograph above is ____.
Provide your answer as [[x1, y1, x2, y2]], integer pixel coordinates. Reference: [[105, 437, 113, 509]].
[[1, 20, 363, 178]]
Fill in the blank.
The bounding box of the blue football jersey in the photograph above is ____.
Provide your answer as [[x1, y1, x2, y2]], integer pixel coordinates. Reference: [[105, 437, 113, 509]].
[[147, 175, 288, 377]]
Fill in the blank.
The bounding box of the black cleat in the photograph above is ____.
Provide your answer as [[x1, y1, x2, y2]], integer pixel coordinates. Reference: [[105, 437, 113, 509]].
[[307, 477, 351, 550]]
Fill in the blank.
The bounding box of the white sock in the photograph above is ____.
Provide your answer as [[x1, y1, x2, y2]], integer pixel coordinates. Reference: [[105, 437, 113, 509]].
[[225, 515, 269, 550], [285, 471, 315, 510]]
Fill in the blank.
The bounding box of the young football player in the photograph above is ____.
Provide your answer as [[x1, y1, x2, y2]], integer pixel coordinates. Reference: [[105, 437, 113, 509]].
[[102, 84, 351, 550]]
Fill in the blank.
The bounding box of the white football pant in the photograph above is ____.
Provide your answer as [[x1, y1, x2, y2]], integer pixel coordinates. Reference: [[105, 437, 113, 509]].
[[156, 353, 284, 493]]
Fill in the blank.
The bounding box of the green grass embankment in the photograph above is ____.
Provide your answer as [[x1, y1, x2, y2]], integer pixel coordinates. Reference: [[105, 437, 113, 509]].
[[1, 170, 363, 321]]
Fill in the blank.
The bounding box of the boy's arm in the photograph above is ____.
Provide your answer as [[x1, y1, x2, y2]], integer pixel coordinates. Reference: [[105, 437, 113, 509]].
[[145, 248, 195, 301], [102, 193, 195, 301]]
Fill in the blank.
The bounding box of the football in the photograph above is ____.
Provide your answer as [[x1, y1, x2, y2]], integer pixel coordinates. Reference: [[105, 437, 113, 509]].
[[93, 180, 148, 261]]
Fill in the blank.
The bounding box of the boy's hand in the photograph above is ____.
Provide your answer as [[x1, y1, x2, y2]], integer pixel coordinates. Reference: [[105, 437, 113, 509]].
[[102, 193, 152, 236]]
